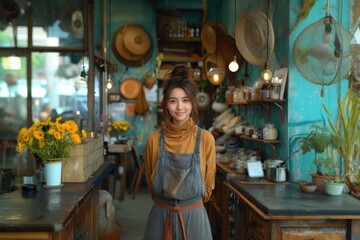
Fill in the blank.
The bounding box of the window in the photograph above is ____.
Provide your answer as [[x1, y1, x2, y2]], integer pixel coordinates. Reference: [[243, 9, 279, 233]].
[[0, 0, 96, 186]]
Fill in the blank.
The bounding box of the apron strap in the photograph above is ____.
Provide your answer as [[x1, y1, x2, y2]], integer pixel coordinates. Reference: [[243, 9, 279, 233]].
[[153, 197, 204, 240], [193, 127, 202, 154], [159, 128, 165, 151]]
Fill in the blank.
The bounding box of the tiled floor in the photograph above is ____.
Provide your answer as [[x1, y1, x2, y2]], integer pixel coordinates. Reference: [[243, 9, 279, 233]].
[[112, 177, 153, 240]]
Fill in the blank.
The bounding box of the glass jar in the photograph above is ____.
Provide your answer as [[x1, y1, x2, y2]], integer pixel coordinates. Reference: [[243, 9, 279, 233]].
[[260, 82, 271, 99], [263, 123, 278, 140], [270, 83, 281, 100]]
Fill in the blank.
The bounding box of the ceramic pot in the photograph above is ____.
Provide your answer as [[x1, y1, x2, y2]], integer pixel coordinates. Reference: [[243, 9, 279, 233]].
[[348, 182, 360, 193], [211, 101, 229, 113], [299, 182, 317, 193], [324, 181, 344, 196], [311, 173, 339, 192], [44, 160, 62, 187]]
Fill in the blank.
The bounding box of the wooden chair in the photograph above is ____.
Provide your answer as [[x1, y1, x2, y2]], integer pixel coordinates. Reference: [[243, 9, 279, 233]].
[[129, 145, 145, 199]]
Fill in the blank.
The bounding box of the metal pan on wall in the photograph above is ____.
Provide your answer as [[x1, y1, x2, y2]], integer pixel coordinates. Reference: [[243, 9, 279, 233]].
[[120, 78, 142, 99]]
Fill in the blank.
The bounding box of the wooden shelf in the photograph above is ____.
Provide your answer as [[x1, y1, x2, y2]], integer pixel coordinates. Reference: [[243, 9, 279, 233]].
[[228, 99, 286, 123], [234, 134, 281, 144], [161, 55, 203, 62]]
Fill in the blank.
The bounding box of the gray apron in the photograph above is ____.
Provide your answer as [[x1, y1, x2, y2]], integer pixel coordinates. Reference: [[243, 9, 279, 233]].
[[144, 128, 212, 240]]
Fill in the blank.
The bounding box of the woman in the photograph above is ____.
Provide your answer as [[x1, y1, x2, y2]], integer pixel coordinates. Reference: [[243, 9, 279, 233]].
[[144, 65, 216, 240]]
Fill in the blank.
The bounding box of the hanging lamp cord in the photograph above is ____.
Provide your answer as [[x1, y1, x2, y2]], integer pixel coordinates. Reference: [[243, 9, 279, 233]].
[[215, 0, 219, 65], [266, 0, 270, 64]]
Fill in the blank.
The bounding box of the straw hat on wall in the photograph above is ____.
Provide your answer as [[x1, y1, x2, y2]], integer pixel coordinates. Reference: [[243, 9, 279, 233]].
[[112, 23, 152, 67], [201, 21, 226, 54], [235, 11, 274, 66]]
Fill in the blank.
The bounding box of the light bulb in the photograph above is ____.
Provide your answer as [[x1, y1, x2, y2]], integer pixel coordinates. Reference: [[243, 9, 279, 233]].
[[106, 74, 113, 89], [260, 62, 272, 81], [228, 55, 239, 72], [207, 67, 224, 85]]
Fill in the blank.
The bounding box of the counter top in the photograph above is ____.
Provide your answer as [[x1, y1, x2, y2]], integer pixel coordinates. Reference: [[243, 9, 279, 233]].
[[0, 160, 114, 232], [229, 179, 360, 217]]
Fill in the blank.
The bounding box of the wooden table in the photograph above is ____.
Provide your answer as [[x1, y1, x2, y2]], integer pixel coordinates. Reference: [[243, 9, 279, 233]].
[[0, 160, 114, 240]]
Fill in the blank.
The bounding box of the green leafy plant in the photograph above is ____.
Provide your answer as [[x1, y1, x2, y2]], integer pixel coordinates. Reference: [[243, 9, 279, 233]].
[[323, 89, 360, 184], [299, 124, 339, 175], [325, 178, 345, 184]]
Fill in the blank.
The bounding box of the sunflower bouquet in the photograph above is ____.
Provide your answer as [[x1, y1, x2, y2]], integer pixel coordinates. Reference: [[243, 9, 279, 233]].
[[112, 120, 129, 134], [111, 120, 129, 144], [16, 117, 87, 162]]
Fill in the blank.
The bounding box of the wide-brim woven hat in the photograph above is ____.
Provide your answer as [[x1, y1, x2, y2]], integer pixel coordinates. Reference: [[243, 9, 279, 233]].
[[201, 21, 226, 54], [112, 23, 152, 67], [218, 34, 244, 73], [235, 11, 274, 66]]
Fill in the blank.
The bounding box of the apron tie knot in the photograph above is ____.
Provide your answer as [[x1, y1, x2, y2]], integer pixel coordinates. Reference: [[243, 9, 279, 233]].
[[153, 197, 204, 240]]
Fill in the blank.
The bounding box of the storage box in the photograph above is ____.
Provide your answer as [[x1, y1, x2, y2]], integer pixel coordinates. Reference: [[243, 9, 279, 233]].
[[62, 156, 93, 182], [92, 147, 104, 172], [62, 135, 104, 183]]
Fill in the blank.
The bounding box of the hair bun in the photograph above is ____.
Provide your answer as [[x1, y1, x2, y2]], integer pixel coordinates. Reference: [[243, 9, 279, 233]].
[[169, 65, 190, 79]]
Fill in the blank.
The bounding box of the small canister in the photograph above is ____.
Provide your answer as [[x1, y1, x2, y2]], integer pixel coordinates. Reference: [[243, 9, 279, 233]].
[[263, 123, 278, 140]]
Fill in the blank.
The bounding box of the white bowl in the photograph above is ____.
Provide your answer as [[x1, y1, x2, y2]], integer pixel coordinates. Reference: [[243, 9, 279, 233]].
[[212, 101, 229, 113]]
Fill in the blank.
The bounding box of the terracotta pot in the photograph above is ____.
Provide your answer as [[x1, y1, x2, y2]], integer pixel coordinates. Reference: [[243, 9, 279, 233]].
[[348, 182, 360, 193], [310, 173, 339, 192]]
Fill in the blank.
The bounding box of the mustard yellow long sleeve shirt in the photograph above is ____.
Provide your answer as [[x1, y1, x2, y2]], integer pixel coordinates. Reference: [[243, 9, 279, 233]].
[[145, 119, 216, 202]]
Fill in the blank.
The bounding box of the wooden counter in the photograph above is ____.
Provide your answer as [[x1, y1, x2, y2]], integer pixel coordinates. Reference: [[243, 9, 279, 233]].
[[208, 163, 273, 239], [0, 160, 114, 239], [228, 179, 360, 240]]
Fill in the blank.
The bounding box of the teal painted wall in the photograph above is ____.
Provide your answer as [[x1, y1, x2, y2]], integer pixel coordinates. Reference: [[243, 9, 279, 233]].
[[94, 0, 353, 181], [288, 0, 350, 182]]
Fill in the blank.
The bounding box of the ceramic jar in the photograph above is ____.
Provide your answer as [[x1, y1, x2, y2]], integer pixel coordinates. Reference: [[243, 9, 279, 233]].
[[263, 123, 278, 140]]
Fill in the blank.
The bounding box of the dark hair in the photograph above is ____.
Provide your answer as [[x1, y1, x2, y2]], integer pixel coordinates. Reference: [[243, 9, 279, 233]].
[[162, 65, 199, 123]]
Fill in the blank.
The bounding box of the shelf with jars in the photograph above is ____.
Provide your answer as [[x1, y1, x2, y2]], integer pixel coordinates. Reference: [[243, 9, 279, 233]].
[[225, 82, 286, 123], [233, 132, 280, 159], [156, 7, 204, 79]]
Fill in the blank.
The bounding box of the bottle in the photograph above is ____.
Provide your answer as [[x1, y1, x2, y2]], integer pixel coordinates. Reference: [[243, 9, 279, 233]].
[[195, 22, 200, 38], [260, 82, 271, 99]]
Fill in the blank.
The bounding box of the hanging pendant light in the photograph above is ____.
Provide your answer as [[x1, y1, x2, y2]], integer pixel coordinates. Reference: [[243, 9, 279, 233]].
[[228, 55, 239, 72], [106, 73, 114, 89], [207, 67, 224, 84], [206, 0, 224, 84], [261, 0, 273, 82], [78, 3, 87, 84], [261, 62, 272, 81], [228, 0, 239, 73], [79, 65, 87, 83]]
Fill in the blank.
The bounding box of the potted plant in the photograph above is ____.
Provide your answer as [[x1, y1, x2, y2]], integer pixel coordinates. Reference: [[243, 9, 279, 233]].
[[324, 178, 345, 196], [323, 89, 360, 192], [16, 117, 86, 186], [299, 124, 340, 191], [298, 181, 317, 193]]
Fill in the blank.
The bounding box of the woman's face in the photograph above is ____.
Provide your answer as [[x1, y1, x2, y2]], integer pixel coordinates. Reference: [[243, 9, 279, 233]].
[[166, 87, 192, 126]]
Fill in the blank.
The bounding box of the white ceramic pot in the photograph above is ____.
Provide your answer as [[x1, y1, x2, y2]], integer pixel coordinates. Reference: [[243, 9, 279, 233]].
[[211, 101, 229, 113], [324, 182, 344, 196], [44, 160, 62, 186]]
